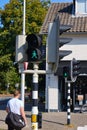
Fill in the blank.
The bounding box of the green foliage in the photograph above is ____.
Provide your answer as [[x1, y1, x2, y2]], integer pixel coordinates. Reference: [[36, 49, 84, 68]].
[[5, 67, 20, 86], [0, 54, 20, 91], [0, 0, 50, 93], [26, 0, 50, 33]]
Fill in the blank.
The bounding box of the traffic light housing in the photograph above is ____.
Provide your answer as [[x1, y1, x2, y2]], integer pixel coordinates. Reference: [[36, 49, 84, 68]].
[[26, 34, 42, 62], [71, 58, 80, 81], [15, 35, 27, 63], [59, 25, 72, 60], [63, 66, 70, 78], [47, 17, 72, 72]]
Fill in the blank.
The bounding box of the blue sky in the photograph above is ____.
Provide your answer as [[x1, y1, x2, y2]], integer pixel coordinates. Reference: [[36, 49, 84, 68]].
[[0, 0, 72, 8]]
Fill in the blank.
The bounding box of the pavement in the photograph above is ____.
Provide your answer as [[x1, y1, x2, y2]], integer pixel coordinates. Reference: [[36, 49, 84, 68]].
[[0, 101, 87, 130], [0, 105, 87, 130]]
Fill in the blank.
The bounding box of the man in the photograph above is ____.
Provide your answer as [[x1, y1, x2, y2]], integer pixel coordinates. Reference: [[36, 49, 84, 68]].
[[6, 90, 27, 130]]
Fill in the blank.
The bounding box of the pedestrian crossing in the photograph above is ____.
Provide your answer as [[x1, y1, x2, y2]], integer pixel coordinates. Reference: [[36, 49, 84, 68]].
[[77, 125, 87, 130]]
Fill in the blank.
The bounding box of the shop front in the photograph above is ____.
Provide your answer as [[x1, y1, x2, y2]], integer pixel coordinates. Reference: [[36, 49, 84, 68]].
[[60, 75, 87, 112], [73, 76, 87, 109]]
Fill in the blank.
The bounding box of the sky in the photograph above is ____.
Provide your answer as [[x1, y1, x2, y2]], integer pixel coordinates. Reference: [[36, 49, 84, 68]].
[[0, 0, 73, 9]]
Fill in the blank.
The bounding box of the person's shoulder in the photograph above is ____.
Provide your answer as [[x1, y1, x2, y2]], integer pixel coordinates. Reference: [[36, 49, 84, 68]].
[[17, 99, 23, 107], [7, 98, 14, 106], [16, 98, 23, 103], [8, 98, 14, 102]]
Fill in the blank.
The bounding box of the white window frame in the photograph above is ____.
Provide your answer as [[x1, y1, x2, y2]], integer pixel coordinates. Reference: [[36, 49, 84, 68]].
[[86, 0, 87, 12], [75, 0, 87, 15]]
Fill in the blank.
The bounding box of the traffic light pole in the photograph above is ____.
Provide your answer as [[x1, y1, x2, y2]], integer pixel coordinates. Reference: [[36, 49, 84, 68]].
[[20, 0, 26, 107], [65, 78, 72, 126], [21, 72, 25, 107], [67, 82, 71, 125], [31, 63, 39, 130], [20, 63, 46, 130], [64, 58, 80, 126]]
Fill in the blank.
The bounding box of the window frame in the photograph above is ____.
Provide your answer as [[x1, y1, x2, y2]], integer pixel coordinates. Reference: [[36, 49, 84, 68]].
[[76, 0, 87, 14]]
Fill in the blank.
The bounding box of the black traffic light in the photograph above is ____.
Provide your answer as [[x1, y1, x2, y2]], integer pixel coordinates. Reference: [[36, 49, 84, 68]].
[[63, 66, 70, 78], [26, 34, 42, 62], [71, 58, 80, 81], [47, 17, 72, 73], [59, 24, 72, 60], [55, 17, 72, 73]]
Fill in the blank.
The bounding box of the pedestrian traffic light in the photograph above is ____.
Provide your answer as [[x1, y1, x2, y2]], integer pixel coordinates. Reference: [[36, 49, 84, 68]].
[[71, 58, 80, 81], [63, 66, 70, 78], [26, 34, 42, 62]]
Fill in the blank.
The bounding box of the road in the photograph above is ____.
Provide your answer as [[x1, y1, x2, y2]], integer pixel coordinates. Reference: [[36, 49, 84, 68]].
[[0, 110, 87, 130], [0, 99, 87, 130]]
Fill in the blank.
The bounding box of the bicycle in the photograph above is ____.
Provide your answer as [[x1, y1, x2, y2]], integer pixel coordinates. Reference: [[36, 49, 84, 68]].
[[80, 104, 87, 113]]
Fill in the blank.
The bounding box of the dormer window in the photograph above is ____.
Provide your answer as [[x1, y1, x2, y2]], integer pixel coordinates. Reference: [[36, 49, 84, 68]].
[[76, 0, 87, 15]]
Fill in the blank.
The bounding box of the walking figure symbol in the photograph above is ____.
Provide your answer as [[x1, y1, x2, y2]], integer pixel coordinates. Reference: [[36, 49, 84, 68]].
[[32, 50, 37, 59]]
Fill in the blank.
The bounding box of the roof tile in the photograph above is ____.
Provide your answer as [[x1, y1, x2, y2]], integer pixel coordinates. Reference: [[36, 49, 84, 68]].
[[40, 3, 87, 34]]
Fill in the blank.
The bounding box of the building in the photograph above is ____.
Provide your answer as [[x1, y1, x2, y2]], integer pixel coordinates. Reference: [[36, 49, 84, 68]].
[[40, 0, 87, 112]]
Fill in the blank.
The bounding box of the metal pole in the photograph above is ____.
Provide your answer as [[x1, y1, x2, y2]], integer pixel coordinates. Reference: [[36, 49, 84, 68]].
[[23, 0, 26, 35], [31, 63, 39, 130], [67, 82, 71, 125], [73, 84, 75, 111], [21, 0, 26, 106], [21, 72, 25, 107]]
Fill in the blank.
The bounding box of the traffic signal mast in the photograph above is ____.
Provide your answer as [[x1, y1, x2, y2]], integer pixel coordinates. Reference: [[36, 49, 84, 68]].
[[71, 58, 80, 82]]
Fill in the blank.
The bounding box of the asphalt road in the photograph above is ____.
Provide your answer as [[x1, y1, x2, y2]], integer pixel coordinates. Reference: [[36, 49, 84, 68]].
[[0, 99, 87, 130], [0, 110, 87, 130]]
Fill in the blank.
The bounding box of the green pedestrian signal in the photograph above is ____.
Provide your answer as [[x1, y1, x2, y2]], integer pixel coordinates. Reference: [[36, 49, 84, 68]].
[[64, 72, 68, 77], [63, 66, 70, 78], [26, 34, 42, 62], [32, 50, 37, 59]]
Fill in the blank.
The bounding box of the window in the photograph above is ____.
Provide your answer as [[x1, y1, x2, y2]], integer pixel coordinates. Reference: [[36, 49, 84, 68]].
[[76, 0, 87, 14]]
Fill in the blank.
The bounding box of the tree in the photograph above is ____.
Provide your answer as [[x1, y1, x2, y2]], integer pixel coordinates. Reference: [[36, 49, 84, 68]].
[[26, 0, 50, 33], [0, 54, 20, 93], [0, 0, 50, 92]]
